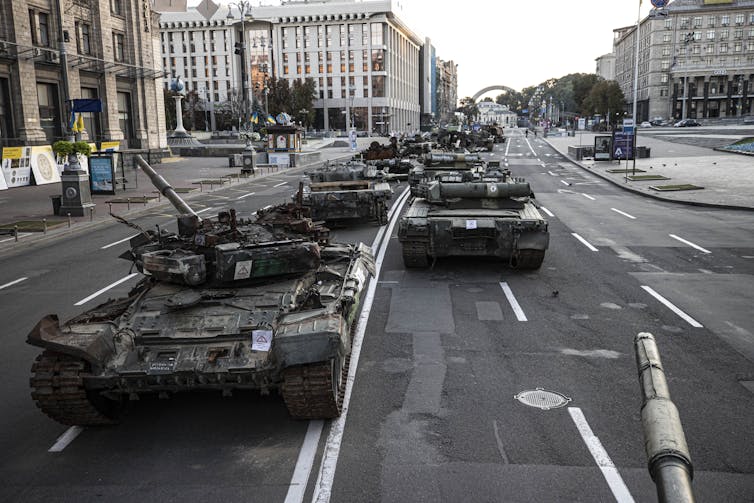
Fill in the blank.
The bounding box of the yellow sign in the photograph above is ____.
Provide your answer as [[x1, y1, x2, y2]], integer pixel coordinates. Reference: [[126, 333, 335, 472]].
[[1, 147, 23, 159], [100, 141, 120, 151]]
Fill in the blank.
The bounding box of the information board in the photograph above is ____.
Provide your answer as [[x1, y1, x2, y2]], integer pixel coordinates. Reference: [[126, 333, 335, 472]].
[[612, 132, 635, 160], [89, 155, 116, 194]]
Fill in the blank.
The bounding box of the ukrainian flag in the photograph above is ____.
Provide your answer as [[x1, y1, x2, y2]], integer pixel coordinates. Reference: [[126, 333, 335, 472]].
[[266, 114, 276, 124], [251, 112, 259, 124]]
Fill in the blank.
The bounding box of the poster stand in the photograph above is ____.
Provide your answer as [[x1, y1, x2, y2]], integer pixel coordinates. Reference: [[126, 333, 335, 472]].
[[89, 153, 116, 195]]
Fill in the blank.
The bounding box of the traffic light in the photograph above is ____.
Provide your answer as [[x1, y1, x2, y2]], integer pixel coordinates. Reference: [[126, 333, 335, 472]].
[[234, 42, 243, 55]]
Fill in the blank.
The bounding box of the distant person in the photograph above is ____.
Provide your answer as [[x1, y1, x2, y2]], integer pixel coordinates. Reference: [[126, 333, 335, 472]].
[[525, 130, 529, 138]]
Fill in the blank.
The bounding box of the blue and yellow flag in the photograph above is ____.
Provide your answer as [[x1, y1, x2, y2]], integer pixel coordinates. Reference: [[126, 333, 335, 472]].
[[251, 112, 259, 124], [68, 110, 76, 130], [266, 114, 276, 124], [74, 113, 85, 133]]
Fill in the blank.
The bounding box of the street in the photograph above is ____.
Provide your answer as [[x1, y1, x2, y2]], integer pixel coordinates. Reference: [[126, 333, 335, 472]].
[[1, 132, 753, 502]]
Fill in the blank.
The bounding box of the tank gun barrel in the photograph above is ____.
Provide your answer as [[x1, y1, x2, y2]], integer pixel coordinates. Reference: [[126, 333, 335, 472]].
[[634, 332, 695, 503], [135, 155, 200, 219]]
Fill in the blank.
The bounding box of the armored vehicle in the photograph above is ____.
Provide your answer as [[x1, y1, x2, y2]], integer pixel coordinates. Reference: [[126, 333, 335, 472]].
[[398, 173, 549, 269], [409, 152, 484, 187], [302, 160, 393, 225], [27, 156, 374, 425]]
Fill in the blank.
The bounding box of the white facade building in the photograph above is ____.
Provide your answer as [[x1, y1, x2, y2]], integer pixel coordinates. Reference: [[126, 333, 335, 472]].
[[477, 101, 517, 127]]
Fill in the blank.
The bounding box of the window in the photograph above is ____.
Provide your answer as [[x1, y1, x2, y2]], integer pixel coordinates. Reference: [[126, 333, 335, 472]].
[[38, 12, 50, 47], [362, 49, 368, 71], [327, 51, 334, 73], [117, 91, 132, 141], [283, 53, 289, 75], [326, 26, 334, 47], [296, 26, 301, 48], [362, 23, 368, 45], [706, 44, 714, 54], [348, 50, 354, 72], [111, 0, 123, 16], [371, 49, 384, 71], [37, 82, 60, 142], [661, 74, 669, 83], [113, 32, 125, 62], [661, 59, 670, 70], [318, 26, 324, 48], [693, 31, 701, 41], [734, 41, 742, 52], [707, 30, 715, 40], [663, 33, 671, 42], [80, 87, 98, 140], [680, 17, 690, 28], [720, 42, 728, 53], [340, 50, 346, 72], [692, 45, 700, 54], [340, 25, 346, 46], [304, 26, 312, 48], [707, 16, 716, 27], [720, 29, 729, 39], [349, 25, 355, 46], [693, 17, 702, 28], [662, 47, 671, 56], [664, 18, 672, 30], [371, 75, 384, 97], [370, 23, 383, 46], [721, 15, 730, 26], [0, 78, 14, 144], [735, 14, 744, 25], [282, 27, 289, 49]]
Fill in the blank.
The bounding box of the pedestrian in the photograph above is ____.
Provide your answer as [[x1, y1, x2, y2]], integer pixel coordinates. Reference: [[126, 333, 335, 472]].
[[525, 129, 529, 138]]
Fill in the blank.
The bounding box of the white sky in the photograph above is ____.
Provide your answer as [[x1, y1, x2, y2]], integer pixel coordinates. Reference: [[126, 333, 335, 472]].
[[190, 0, 655, 98]]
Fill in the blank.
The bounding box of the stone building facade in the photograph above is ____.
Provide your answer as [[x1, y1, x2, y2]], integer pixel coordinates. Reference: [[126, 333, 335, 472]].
[[0, 0, 167, 149], [612, 0, 754, 123], [435, 57, 458, 125]]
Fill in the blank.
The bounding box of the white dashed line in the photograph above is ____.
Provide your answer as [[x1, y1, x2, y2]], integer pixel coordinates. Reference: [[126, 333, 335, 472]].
[[572, 233, 598, 252], [560, 180, 571, 186], [0, 277, 27, 290], [669, 234, 711, 254], [49, 426, 84, 452], [581, 193, 595, 201], [195, 207, 215, 215], [236, 192, 256, 200], [540, 207, 555, 218], [569, 408, 635, 503], [641, 286, 703, 328], [610, 208, 636, 220], [273, 181, 287, 188], [74, 273, 140, 306], [548, 170, 558, 176], [101, 234, 139, 249], [499, 282, 527, 321]]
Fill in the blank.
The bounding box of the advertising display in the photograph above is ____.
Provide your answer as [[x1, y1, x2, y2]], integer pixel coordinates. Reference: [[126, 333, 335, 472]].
[[594, 136, 613, 161], [89, 155, 116, 195], [612, 131, 635, 160], [268, 152, 290, 168], [1, 146, 32, 188], [29, 145, 61, 185]]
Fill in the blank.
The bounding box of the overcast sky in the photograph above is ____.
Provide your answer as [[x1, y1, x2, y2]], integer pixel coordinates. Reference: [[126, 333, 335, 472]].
[[192, 0, 655, 98]]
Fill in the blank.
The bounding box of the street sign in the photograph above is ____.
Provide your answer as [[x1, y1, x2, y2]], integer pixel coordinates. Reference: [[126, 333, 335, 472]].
[[622, 118, 635, 135]]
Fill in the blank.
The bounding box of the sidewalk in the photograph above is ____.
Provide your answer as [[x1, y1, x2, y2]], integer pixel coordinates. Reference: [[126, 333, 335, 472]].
[[541, 129, 754, 211], [0, 137, 371, 252]]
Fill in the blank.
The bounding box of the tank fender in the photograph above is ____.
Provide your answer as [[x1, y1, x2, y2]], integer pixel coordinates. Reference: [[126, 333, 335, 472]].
[[26, 315, 115, 367], [517, 230, 550, 251], [273, 312, 349, 368]]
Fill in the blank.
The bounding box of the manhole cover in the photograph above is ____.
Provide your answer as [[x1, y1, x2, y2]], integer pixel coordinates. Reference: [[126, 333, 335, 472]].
[[514, 388, 571, 410]]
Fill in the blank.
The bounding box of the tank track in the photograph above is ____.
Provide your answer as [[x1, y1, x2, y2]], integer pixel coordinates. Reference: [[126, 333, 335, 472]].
[[281, 354, 349, 419], [402, 241, 429, 268], [30, 351, 120, 426], [512, 249, 545, 270], [376, 200, 388, 225]]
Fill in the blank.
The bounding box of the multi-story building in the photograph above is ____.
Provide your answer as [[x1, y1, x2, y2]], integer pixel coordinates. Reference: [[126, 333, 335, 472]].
[[612, 0, 754, 123], [0, 0, 167, 149], [436, 57, 458, 125], [595, 52, 616, 81], [159, 0, 425, 134], [419, 37, 436, 129], [477, 101, 517, 127]]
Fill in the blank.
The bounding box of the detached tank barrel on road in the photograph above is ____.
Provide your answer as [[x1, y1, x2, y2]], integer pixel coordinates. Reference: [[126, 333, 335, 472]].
[[634, 332, 695, 503], [135, 155, 199, 218]]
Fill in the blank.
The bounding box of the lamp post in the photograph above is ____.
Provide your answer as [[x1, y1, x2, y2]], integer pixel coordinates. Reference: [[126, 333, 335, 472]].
[[227, 2, 254, 130], [680, 32, 694, 122]]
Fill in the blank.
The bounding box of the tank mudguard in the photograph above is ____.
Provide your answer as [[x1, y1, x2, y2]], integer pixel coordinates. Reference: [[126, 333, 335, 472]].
[[273, 312, 349, 368], [26, 315, 115, 367], [517, 230, 550, 251]]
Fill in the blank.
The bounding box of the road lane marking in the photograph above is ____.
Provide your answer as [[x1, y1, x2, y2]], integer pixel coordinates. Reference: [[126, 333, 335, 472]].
[[548, 170, 558, 176], [540, 207, 555, 218], [492, 420, 510, 464], [74, 273, 140, 306], [49, 426, 83, 452], [236, 192, 256, 200], [101, 234, 138, 249], [273, 181, 288, 188], [610, 208, 636, 220], [0, 277, 28, 290], [0, 232, 33, 243], [284, 420, 324, 503], [560, 180, 570, 186], [572, 233, 599, 252], [310, 187, 411, 503], [641, 286, 703, 328], [669, 234, 711, 254], [499, 282, 527, 321], [568, 408, 635, 503], [195, 207, 215, 215], [581, 193, 596, 201]]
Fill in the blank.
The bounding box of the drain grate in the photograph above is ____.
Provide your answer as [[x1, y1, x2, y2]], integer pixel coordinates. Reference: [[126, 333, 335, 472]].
[[514, 388, 571, 410]]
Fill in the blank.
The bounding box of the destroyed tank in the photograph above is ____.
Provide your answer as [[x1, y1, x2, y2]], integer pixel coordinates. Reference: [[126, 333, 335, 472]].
[[301, 160, 393, 225], [409, 151, 484, 187], [26, 156, 374, 425], [398, 171, 549, 269]]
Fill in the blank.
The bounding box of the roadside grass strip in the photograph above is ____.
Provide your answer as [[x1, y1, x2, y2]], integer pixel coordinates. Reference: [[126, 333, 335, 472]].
[[649, 184, 704, 191], [0, 220, 68, 232], [172, 187, 198, 193], [606, 168, 646, 173], [626, 174, 670, 181]]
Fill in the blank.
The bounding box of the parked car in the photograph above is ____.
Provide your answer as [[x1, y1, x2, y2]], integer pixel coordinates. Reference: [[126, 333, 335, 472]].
[[649, 117, 665, 126], [743, 116, 754, 125], [640, 121, 653, 128], [674, 119, 701, 127]]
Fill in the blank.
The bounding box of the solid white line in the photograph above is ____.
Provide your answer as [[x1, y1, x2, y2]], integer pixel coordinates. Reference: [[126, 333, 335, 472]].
[[582, 193, 596, 201], [0, 232, 32, 243], [669, 234, 711, 254], [504, 137, 511, 157], [311, 187, 411, 503], [568, 408, 635, 503], [641, 285, 703, 328], [610, 208, 636, 220], [540, 207, 555, 218], [101, 233, 138, 249], [560, 180, 570, 186], [572, 233, 599, 252], [74, 273, 139, 306], [236, 192, 256, 200], [284, 420, 324, 503], [499, 282, 527, 321], [273, 181, 287, 188], [49, 426, 84, 452], [0, 277, 28, 290], [196, 207, 214, 215]]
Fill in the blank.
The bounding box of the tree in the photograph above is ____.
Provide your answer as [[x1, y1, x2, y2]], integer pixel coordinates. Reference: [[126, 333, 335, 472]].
[[214, 88, 244, 131], [291, 78, 317, 128], [582, 80, 625, 126], [266, 78, 292, 117], [456, 97, 479, 124]]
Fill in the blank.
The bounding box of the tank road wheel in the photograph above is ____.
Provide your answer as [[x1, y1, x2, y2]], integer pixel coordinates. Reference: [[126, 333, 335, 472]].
[[282, 354, 347, 420], [402, 241, 430, 268], [376, 200, 388, 226], [30, 351, 123, 426], [511, 249, 545, 270]]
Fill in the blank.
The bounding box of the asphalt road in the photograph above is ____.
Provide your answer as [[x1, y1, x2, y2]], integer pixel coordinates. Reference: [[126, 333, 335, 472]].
[[1, 134, 753, 502]]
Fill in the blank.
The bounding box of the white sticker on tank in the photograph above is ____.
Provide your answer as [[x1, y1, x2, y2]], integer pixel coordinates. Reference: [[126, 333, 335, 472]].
[[466, 220, 477, 230], [251, 330, 273, 351], [234, 260, 253, 280], [489, 184, 497, 193]]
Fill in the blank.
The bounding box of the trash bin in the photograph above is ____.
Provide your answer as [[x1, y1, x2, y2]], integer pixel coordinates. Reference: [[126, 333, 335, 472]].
[[50, 195, 62, 216]]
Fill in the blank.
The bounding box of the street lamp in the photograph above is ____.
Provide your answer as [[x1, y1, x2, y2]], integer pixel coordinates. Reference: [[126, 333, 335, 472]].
[[680, 32, 694, 122], [227, 1, 254, 130]]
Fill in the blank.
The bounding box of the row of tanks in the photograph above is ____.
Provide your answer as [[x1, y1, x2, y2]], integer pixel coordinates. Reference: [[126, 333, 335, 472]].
[[26, 157, 375, 424]]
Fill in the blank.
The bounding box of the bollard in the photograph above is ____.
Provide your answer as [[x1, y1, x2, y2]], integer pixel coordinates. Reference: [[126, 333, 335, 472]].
[[199, 182, 203, 192], [108, 202, 113, 213], [143, 195, 147, 206], [67, 213, 72, 228], [127, 198, 131, 210], [634, 332, 694, 503], [14, 225, 18, 242], [89, 206, 94, 221], [43, 218, 47, 234]]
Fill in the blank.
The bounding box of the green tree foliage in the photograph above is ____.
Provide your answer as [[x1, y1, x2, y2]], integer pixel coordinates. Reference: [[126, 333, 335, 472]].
[[582, 80, 626, 125], [457, 97, 479, 123], [266, 78, 292, 117], [291, 78, 317, 128]]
